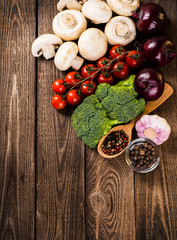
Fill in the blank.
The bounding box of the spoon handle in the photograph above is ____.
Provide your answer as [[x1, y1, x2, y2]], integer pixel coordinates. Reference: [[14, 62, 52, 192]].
[[130, 83, 173, 127]]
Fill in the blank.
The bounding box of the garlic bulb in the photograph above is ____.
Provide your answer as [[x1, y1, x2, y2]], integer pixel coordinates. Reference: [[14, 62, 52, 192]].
[[135, 115, 171, 145]]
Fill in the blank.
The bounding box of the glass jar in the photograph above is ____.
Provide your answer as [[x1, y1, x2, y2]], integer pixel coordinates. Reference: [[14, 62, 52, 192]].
[[125, 138, 160, 173]]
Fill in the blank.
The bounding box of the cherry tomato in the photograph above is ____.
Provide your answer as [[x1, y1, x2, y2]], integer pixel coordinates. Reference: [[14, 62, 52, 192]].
[[125, 50, 143, 69], [81, 80, 97, 96], [52, 94, 67, 110], [66, 89, 83, 106], [96, 57, 113, 72], [98, 72, 114, 85], [65, 71, 82, 87], [81, 64, 98, 80], [112, 61, 129, 79], [52, 79, 67, 94], [109, 45, 126, 61]]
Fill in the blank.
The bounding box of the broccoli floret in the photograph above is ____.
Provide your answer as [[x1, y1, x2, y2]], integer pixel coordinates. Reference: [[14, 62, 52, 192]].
[[95, 83, 110, 100], [83, 94, 100, 105], [102, 87, 137, 113], [109, 98, 145, 123], [81, 110, 118, 148], [71, 97, 118, 148]]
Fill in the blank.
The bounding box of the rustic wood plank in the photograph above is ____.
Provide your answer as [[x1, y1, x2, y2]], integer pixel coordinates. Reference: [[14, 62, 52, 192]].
[[0, 0, 36, 239], [36, 1, 85, 239], [135, 0, 177, 239], [86, 149, 135, 240]]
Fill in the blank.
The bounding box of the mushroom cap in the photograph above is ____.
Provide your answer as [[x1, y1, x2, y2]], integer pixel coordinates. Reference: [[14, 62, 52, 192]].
[[107, 0, 140, 16], [32, 34, 63, 59], [57, 0, 82, 11], [105, 16, 136, 46], [78, 28, 108, 61], [54, 42, 78, 71], [82, 0, 112, 24], [53, 10, 87, 41]]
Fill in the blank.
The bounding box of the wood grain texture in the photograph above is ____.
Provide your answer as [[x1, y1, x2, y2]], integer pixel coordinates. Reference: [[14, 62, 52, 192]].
[[135, 0, 177, 239], [36, 1, 85, 239], [0, 0, 36, 239], [86, 149, 135, 240], [0, 0, 177, 239]]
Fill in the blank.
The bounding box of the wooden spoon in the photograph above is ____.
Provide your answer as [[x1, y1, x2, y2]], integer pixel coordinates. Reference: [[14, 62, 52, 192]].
[[97, 83, 173, 159]]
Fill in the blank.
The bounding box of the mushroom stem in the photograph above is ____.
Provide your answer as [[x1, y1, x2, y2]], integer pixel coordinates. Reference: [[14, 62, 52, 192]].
[[71, 56, 84, 70], [42, 45, 56, 60], [115, 22, 130, 38], [62, 13, 76, 28]]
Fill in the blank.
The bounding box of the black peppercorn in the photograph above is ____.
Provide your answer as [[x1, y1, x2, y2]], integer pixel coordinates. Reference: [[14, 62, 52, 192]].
[[129, 141, 158, 170]]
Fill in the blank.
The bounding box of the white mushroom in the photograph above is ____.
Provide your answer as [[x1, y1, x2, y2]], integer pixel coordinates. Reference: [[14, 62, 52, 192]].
[[32, 34, 63, 60], [105, 16, 136, 46], [54, 42, 84, 71], [57, 0, 86, 12], [53, 10, 87, 41], [82, 0, 112, 24], [107, 0, 140, 16], [78, 28, 108, 61]]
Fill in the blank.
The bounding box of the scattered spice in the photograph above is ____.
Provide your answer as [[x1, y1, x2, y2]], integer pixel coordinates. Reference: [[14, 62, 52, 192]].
[[129, 141, 157, 170], [101, 130, 129, 155]]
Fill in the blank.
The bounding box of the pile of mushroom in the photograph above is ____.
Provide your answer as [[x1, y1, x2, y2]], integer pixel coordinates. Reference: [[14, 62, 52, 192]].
[[31, 0, 140, 71]]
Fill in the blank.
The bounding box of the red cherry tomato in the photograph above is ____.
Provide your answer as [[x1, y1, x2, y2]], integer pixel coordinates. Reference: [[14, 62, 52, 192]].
[[112, 61, 129, 79], [66, 89, 83, 106], [125, 50, 143, 69], [65, 71, 82, 87], [52, 79, 67, 94], [109, 45, 126, 61], [98, 72, 114, 85], [81, 80, 97, 96], [81, 64, 98, 80], [52, 94, 67, 110], [96, 57, 113, 72]]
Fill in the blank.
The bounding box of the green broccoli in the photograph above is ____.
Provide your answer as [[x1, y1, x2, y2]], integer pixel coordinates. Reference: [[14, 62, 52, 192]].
[[71, 97, 118, 148], [95, 83, 110, 100], [116, 75, 136, 88], [71, 75, 145, 148], [108, 98, 145, 123]]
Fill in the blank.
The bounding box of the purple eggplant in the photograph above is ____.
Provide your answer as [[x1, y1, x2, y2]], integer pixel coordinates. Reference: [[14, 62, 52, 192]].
[[141, 36, 175, 66], [134, 68, 164, 101], [133, 3, 168, 34]]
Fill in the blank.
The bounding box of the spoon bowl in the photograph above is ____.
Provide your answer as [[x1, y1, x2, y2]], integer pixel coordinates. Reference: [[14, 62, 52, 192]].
[[97, 83, 173, 158]]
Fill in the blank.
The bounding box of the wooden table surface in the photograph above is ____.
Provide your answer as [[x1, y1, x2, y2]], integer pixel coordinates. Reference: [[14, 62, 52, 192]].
[[0, 0, 177, 239]]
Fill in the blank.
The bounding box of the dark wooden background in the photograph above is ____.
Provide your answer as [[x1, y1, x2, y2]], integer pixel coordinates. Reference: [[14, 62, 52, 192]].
[[0, 0, 177, 239]]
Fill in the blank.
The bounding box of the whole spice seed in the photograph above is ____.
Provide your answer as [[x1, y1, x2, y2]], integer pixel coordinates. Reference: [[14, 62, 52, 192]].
[[101, 130, 129, 155], [129, 141, 158, 170]]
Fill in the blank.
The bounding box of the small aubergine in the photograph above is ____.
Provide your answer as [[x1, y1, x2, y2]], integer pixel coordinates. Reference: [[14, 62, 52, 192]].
[[141, 36, 176, 67]]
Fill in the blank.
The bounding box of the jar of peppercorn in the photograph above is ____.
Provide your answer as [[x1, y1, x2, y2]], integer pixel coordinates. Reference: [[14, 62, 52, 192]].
[[125, 138, 160, 173]]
